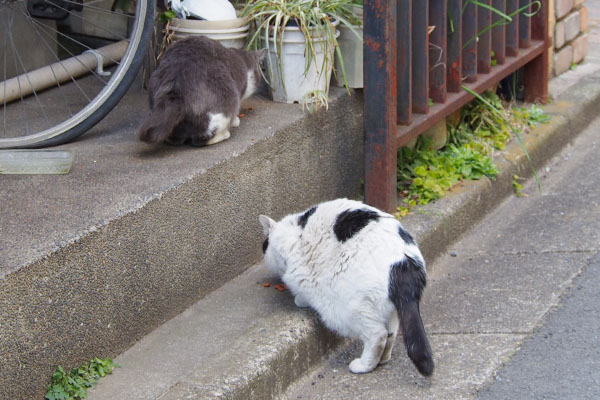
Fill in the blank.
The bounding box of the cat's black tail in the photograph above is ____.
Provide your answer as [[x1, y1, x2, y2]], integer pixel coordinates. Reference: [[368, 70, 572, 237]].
[[389, 256, 434, 377], [138, 99, 185, 143]]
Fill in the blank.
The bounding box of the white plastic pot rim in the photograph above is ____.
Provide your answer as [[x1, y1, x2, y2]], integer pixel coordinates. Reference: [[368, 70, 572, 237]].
[[268, 29, 340, 44], [169, 24, 249, 34], [172, 32, 249, 40], [169, 17, 248, 30]]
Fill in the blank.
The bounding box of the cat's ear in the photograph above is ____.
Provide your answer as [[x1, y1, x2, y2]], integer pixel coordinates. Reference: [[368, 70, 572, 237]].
[[254, 48, 268, 61], [259, 215, 276, 236]]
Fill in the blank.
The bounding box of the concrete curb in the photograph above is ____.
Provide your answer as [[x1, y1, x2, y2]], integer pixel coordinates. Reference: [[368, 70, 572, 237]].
[[152, 68, 600, 400], [161, 316, 342, 400], [0, 89, 364, 400]]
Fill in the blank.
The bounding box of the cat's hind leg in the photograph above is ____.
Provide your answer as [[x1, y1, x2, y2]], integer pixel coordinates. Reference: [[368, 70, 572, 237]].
[[380, 310, 399, 365], [349, 324, 388, 374], [231, 115, 241, 127], [204, 112, 232, 145]]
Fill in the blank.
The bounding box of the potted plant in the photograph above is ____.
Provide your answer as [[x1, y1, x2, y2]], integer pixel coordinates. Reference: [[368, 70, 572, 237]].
[[161, 0, 250, 49], [334, 0, 363, 88], [241, 0, 359, 105]]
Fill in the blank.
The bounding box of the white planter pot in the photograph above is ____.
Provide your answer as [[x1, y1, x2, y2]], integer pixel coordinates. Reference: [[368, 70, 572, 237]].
[[334, 24, 363, 88], [168, 17, 249, 49], [267, 26, 338, 104], [335, 7, 363, 88]]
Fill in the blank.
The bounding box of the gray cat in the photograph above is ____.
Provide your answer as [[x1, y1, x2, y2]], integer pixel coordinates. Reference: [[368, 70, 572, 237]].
[[139, 36, 267, 146]]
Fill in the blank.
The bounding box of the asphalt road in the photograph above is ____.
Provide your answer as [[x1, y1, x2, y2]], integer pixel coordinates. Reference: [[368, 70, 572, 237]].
[[477, 252, 600, 400]]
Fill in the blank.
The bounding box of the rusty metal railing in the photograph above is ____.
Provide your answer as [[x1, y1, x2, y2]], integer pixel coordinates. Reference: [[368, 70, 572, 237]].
[[363, 0, 549, 212]]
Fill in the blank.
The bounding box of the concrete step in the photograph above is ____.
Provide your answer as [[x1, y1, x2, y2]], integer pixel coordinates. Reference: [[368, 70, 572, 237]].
[[82, 62, 600, 399], [4, 39, 600, 399], [281, 109, 600, 400], [87, 258, 342, 399], [0, 80, 363, 399]]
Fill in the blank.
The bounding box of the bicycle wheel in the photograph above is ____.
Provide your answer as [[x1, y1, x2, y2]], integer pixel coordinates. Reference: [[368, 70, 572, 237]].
[[0, 0, 155, 149]]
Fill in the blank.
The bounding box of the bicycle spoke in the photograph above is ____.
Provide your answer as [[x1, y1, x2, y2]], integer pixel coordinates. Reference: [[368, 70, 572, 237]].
[[41, 0, 130, 42], [24, 10, 74, 117], [29, 14, 123, 71], [23, 15, 115, 87], [61, 0, 138, 19], [0, 0, 153, 147], [2, 14, 7, 137], [16, 4, 93, 105], [8, 20, 52, 130], [5, 13, 31, 136]]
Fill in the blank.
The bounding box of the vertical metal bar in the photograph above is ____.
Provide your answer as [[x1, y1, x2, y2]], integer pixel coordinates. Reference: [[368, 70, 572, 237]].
[[364, 0, 398, 212], [462, 0, 478, 82], [492, 0, 506, 65], [477, 0, 492, 74], [397, 0, 412, 125], [519, 0, 531, 48], [506, 0, 519, 56], [429, 0, 447, 103], [524, 0, 549, 103], [412, 0, 429, 113], [530, 0, 547, 40], [447, 0, 462, 92]]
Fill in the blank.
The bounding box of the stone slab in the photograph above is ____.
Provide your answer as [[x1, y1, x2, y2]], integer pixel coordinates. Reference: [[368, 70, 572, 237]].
[[282, 334, 526, 400]]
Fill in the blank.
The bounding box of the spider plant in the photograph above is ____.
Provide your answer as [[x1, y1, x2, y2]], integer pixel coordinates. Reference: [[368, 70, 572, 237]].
[[241, 0, 360, 103]]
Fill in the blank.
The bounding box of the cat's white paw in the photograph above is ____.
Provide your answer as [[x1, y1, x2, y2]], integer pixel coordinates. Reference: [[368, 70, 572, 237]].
[[349, 358, 375, 374], [232, 116, 241, 127], [206, 130, 231, 145], [294, 295, 310, 308]]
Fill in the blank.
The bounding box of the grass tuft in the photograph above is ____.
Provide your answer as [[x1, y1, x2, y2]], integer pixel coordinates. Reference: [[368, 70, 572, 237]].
[[396, 90, 550, 218], [45, 358, 117, 400]]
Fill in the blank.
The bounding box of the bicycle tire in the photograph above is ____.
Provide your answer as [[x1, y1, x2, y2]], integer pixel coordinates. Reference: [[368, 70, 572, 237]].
[[0, 0, 156, 149]]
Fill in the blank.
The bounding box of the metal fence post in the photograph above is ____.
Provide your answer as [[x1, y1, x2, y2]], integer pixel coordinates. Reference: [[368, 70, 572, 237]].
[[364, 0, 398, 212]]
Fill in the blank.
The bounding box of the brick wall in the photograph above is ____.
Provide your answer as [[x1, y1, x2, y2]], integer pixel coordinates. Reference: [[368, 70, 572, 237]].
[[552, 0, 589, 75]]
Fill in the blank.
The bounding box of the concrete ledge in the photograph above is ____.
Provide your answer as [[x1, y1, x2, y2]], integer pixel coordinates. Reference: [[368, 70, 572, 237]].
[[4, 61, 600, 399], [86, 256, 345, 400], [84, 66, 600, 400], [0, 87, 363, 399], [161, 305, 341, 400]]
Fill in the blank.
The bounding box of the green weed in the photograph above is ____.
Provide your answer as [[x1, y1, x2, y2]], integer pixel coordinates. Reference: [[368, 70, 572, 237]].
[[45, 358, 117, 400], [512, 104, 551, 127], [512, 174, 524, 197], [159, 9, 176, 23], [396, 90, 549, 218]]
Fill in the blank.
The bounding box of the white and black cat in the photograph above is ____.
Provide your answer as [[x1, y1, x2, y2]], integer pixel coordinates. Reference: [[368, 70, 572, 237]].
[[259, 198, 434, 376], [138, 36, 267, 146]]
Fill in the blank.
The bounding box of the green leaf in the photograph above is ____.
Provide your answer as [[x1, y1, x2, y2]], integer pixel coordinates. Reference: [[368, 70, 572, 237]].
[[397, 87, 541, 217], [159, 10, 176, 23], [414, 165, 428, 176], [46, 357, 116, 400]]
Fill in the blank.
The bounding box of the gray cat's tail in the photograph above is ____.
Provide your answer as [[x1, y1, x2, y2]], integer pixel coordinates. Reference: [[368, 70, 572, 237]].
[[138, 99, 185, 143], [389, 256, 434, 377]]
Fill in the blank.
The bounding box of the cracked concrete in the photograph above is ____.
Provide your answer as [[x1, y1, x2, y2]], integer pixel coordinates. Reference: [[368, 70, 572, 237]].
[[281, 92, 600, 399]]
